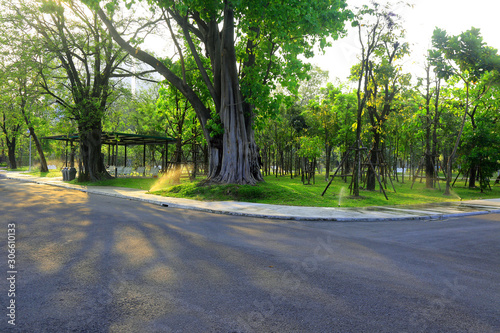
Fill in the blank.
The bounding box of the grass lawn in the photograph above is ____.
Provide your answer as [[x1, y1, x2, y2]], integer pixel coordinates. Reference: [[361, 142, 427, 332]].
[[68, 177, 160, 191], [149, 173, 500, 207], [26, 169, 63, 178], [17, 167, 499, 207], [21, 168, 157, 190], [7, 166, 32, 172]]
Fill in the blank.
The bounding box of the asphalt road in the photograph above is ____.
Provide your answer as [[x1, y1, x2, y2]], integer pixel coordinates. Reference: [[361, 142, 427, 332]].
[[0, 177, 499, 333]]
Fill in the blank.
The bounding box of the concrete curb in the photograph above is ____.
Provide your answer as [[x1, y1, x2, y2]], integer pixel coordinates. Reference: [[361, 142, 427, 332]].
[[2, 171, 500, 222]]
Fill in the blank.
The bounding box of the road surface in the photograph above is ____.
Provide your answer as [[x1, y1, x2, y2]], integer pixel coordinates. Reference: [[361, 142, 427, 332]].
[[1, 178, 499, 332]]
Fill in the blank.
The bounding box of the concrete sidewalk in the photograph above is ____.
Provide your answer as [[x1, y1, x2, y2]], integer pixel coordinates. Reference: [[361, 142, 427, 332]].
[[2, 170, 500, 221]]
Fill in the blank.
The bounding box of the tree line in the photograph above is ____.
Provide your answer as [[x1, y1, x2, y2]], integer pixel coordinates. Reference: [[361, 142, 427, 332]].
[[0, 0, 499, 194]]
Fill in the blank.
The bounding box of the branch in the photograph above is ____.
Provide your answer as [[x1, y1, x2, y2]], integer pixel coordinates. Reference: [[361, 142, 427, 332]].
[[111, 68, 157, 77], [179, 13, 218, 109], [96, 7, 211, 132], [127, 17, 163, 45], [162, 9, 186, 84], [262, 41, 277, 85], [111, 70, 161, 84], [167, 8, 206, 41], [39, 72, 72, 110]]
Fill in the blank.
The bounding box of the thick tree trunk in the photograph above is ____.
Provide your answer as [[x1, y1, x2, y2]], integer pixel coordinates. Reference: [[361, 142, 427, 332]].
[[208, 5, 262, 185], [1, 115, 20, 170], [213, 76, 261, 184], [7, 142, 17, 170], [99, 6, 263, 185], [78, 121, 110, 182], [468, 165, 477, 188], [425, 153, 434, 189], [207, 136, 223, 180]]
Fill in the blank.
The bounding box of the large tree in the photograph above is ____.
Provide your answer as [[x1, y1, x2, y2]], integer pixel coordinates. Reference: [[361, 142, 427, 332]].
[[3, 0, 147, 181], [430, 27, 500, 195], [91, 0, 352, 184], [0, 6, 53, 172], [0, 46, 51, 172]]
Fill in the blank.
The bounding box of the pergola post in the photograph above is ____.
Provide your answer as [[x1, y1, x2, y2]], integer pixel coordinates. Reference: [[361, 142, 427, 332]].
[[70, 141, 75, 168], [165, 141, 169, 171], [124, 144, 128, 167], [65, 140, 68, 167], [115, 139, 119, 177]]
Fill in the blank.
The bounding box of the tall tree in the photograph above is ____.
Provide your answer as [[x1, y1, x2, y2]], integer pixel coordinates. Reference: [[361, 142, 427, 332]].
[[3, 0, 146, 181], [0, 9, 53, 172], [419, 60, 442, 188], [365, 41, 410, 190], [91, 0, 352, 184], [457, 72, 500, 189], [297, 66, 330, 108], [156, 82, 202, 177], [0, 98, 23, 169], [350, 4, 381, 197], [459, 103, 500, 192], [0, 44, 50, 172], [351, 1, 411, 194], [307, 84, 356, 181], [430, 27, 500, 195]]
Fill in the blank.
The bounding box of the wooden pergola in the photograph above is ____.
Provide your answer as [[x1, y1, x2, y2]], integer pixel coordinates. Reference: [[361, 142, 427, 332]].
[[42, 132, 176, 171]]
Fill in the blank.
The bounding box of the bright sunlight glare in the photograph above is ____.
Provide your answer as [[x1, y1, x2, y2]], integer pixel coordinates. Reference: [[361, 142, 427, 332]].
[[314, 0, 500, 82]]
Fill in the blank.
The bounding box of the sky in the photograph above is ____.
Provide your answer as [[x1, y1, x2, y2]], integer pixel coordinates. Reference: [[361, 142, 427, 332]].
[[312, 0, 500, 82]]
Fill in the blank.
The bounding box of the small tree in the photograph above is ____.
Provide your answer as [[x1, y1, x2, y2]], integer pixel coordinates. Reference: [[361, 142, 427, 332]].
[[1, 61, 51, 172], [351, 1, 411, 195], [418, 60, 442, 188], [306, 84, 356, 181], [156, 82, 203, 178], [459, 112, 500, 192], [0, 101, 23, 169], [297, 135, 322, 185]]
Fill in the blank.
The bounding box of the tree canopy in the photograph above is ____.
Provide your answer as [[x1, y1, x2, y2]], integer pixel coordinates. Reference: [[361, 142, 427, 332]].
[[430, 27, 500, 194], [89, 0, 352, 184]]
